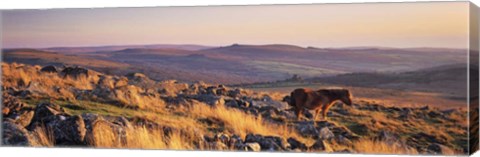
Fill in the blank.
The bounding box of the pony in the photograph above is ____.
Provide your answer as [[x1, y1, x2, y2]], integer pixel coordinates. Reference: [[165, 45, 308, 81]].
[[286, 88, 353, 121]]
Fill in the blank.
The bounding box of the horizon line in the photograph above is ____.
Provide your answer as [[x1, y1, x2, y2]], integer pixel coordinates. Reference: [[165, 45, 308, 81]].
[[1, 43, 468, 51]]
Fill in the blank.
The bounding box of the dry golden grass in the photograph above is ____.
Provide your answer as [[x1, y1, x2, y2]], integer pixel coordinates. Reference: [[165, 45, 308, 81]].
[[188, 102, 307, 142], [2, 63, 165, 111], [353, 139, 418, 155], [87, 125, 195, 150], [2, 63, 97, 98], [30, 125, 55, 147]]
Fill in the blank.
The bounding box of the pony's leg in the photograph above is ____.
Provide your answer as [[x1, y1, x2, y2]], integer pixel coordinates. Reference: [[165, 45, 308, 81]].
[[314, 109, 321, 122], [321, 103, 334, 121], [321, 109, 328, 121], [295, 107, 303, 121]]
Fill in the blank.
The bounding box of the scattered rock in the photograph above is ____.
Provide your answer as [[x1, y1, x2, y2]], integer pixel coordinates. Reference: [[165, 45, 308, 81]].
[[50, 115, 86, 145], [310, 139, 332, 152], [2, 121, 36, 146], [209, 141, 228, 150], [244, 133, 287, 151], [245, 142, 261, 151], [12, 110, 35, 127], [2, 93, 25, 116], [61, 66, 90, 79], [213, 133, 230, 144], [427, 143, 454, 155], [287, 137, 307, 151], [27, 102, 68, 129], [40, 65, 57, 73], [193, 94, 225, 106], [319, 127, 335, 140], [295, 122, 319, 138], [376, 130, 399, 145]]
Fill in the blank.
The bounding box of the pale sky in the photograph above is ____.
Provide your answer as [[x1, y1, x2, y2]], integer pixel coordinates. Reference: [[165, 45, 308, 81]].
[[1, 2, 470, 49]]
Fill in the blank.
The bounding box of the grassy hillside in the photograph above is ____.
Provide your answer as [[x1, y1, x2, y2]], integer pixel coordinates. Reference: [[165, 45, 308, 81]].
[[2, 62, 469, 155]]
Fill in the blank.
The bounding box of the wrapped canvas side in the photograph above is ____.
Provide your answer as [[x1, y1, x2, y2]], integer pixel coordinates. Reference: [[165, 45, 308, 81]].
[[469, 2, 480, 155]]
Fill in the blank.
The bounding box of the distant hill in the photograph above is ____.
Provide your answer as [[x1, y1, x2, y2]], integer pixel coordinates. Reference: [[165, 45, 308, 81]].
[[308, 64, 471, 96], [42, 44, 213, 53], [3, 44, 467, 84]]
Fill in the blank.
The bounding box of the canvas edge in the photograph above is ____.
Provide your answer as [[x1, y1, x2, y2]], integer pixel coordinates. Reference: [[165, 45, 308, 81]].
[[469, 1, 480, 155]]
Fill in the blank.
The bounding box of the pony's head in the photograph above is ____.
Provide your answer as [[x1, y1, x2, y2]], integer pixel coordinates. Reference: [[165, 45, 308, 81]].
[[339, 89, 353, 106]]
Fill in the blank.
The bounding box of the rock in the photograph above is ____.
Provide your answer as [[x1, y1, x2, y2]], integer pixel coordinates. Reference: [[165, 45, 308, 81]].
[[245, 142, 261, 151], [244, 134, 287, 151], [319, 127, 335, 140], [237, 99, 250, 108], [225, 100, 239, 108], [310, 139, 332, 152], [2, 93, 25, 116], [376, 130, 399, 145], [97, 75, 115, 89], [228, 88, 245, 98], [263, 136, 289, 151], [336, 148, 356, 153], [50, 115, 87, 145], [61, 66, 90, 79], [2, 121, 36, 146], [428, 110, 444, 118], [28, 102, 68, 129], [213, 133, 230, 144], [296, 122, 319, 138], [193, 94, 225, 106], [13, 110, 35, 127], [412, 132, 447, 144], [40, 65, 57, 73], [112, 116, 133, 129], [336, 135, 353, 146], [427, 143, 454, 155], [84, 117, 126, 147], [228, 134, 244, 149], [209, 141, 228, 150], [245, 133, 263, 143], [420, 105, 430, 111], [399, 108, 412, 120], [287, 137, 307, 151], [114, 77, 129, 88]]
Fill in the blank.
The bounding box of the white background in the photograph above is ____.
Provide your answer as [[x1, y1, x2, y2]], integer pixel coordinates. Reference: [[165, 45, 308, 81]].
[[0, 0, 479, 157]]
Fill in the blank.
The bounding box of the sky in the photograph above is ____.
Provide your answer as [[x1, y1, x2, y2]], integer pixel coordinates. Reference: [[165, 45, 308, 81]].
[[1, 2, 470, 49]]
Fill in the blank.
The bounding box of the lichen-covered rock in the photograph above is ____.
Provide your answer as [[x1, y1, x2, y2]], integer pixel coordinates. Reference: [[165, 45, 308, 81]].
[[287, 137, 307, 151], [83, 114, 130, 147], [376, 130, 399, 145], [244, 142, 261, 151], [50, 115, 87, 145], [2, 121, 36, 146], [2, 93, 25, 116], [244, 133, 288, 151], [28, 102, 68, 129], [40, 65, 57, 73], [427, 143, 454, 155], [61, 66, 90, 79], [192, 94, 225, 106], [13, 110, 35, 127], [310, 139, 332, 152], [319, 127, 335, 140]]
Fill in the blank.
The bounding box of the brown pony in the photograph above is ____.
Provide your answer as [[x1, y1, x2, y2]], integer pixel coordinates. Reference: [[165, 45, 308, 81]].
[[287, 88, 353, 121]]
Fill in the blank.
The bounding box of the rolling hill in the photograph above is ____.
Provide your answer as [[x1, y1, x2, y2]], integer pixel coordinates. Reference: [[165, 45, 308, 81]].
[[2, 44, 468, 84]]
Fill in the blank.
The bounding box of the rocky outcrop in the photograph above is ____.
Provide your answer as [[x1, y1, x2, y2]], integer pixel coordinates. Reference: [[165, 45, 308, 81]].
[[2, 121, 37, 146], [60, 66, 90, 79], [40, 65, 58, 73], [2, 93, 25, 116]]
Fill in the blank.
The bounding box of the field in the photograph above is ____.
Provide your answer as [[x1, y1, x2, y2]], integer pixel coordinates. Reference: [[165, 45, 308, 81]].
[[2, 59, 471, 155]]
